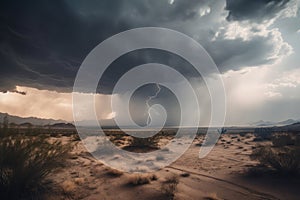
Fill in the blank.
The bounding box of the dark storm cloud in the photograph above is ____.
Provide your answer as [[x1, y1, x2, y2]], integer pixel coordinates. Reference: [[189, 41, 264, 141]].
[[99, 49, 202, 94], [225, 0, 291, 22], [205, 33, 290, 71], [0, 0, 84, 92], [0, 0, 292, 93], [0, 0, 210, 93]]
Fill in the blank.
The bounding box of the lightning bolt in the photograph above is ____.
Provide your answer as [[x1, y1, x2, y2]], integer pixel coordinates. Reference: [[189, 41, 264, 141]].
[[145, 83, 161, 126]]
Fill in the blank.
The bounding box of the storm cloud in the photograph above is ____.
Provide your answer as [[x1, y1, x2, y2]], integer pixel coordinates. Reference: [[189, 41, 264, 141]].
[[0, 0, 297, 93], [225, 0, 292, 22]]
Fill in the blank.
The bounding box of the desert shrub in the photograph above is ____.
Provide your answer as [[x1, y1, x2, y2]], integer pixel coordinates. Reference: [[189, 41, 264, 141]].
[[0, 114, 9, 137], [129, 134, 160, 148], [127, 174, 154, 185], [161, 174, 179, 199], [0, 134, 73, 199], [239, 132, 247, 137], [150, 174, 158, 181], [107, 132, 125, 147], [254, 128, 273, 140], [272, 134, 294, 147], [71, 133, 81, 142], [295, 135, 300, 146], [251, 146, 300, 174]]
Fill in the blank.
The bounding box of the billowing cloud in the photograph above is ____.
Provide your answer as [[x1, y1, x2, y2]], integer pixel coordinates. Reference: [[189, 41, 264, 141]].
[[0, 0, 296, 94], [225, 0, 298, 22], [1, 0, 300, 124], [0, 0, 214, 93], [207, 22, 293, 71]]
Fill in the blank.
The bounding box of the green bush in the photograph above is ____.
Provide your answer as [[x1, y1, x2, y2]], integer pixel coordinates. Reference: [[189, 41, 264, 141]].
[[0, 134, 72, 199]]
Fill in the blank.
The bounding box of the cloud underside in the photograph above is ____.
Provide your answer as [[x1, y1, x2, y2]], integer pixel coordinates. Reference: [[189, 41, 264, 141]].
[[0, 0, 296, 93]]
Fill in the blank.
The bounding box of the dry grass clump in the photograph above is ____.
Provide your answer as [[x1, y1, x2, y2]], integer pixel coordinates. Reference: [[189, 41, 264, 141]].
[[0, 134, 73, 199], [161, 174, 179, 199], [61, 180, 76, 194], [254, 127, 273, 140], [127, 173, 157, 185], [272, 134, 294, 147], [71, 133, 81, 142], [129, 134, 160, 148], [251, 145, 300, 175], [251, 133, 300, 175]]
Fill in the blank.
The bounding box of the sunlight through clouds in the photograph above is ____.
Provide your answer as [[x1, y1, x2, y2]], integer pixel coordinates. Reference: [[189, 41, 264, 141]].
[[0, 86, 114, 122]]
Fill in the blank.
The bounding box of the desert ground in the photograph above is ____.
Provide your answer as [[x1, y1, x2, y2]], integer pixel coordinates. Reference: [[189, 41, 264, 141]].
[[42, 131, 300, 200]]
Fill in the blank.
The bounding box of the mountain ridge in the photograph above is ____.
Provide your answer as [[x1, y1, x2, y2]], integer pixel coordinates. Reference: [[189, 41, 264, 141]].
[[250, 118, 300, 127], [0, 112, 67, 126]]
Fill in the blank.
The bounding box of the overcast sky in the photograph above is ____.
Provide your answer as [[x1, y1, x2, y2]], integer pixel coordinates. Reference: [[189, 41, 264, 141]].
[[0, 0, 299, 125]]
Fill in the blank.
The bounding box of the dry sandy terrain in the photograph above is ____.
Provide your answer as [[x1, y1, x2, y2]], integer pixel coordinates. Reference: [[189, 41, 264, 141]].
[[47, 134, 300, 200]]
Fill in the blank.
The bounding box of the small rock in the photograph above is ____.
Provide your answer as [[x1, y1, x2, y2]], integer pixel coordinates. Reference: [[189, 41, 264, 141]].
[[180, 172, 190, 177], [74, 177, 85, 185]]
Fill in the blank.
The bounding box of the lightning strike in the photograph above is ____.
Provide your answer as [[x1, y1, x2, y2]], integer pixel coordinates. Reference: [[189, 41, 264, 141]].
[[145, 83, 161, 126]]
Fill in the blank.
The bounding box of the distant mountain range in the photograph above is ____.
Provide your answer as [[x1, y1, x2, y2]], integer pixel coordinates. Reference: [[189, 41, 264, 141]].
[[250, 119, 300, 127], [1, 112, 299, 129], [0, 112, 116, 128], [275, 122, 300, 132], [0, 112, 67, 126]]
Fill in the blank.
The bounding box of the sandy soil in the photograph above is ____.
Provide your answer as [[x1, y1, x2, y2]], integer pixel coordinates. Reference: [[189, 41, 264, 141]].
[[46, 134, 300, 200]]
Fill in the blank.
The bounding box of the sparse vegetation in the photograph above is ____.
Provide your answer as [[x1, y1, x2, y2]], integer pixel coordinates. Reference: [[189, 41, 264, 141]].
[[127, 174, 156, 185], [251, 146, 300, 174], [161, 174, 179, 199], [0, 114, 9, 137], [272, 134, 294, 147], [254, 127, 273, 141], [0, 133, 73, 199], [251, 134, 300, 175], [129, 134, 160, 148], [61, 180, 76, 194], [71, 133, 81, 142]]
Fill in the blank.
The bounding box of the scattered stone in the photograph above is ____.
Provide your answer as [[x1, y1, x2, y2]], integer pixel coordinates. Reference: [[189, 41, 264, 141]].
[[74, 177, 85, 185], [180, 172, 190, 177]]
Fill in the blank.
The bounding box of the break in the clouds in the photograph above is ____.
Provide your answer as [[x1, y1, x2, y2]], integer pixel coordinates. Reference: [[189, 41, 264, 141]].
[[0, 0, 300, 124], [0, 86, 115, 122]]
